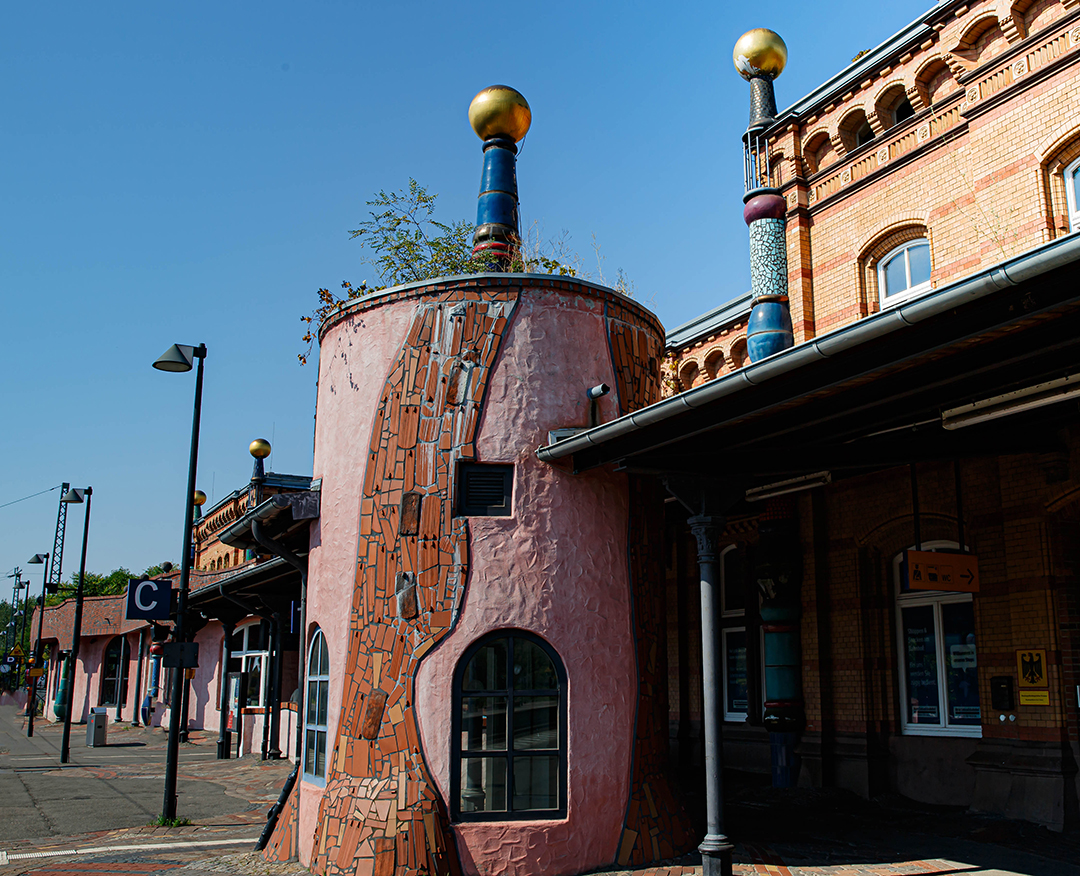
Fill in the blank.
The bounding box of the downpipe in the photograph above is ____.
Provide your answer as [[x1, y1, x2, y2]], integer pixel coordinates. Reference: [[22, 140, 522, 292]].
[[255, 761, 299, 851]]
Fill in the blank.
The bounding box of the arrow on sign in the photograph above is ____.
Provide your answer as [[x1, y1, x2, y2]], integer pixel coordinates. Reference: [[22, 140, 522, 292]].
[[960, 569, 975, 587]]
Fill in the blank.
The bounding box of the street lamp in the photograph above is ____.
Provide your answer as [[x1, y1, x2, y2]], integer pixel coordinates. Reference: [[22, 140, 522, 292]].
[[26, 553, 48, 737], [154, 342, 206, 822], [59, 487, 92, 765]]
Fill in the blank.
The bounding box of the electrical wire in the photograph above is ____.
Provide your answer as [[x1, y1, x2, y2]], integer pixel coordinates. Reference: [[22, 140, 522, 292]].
[[0, 484, 62, 511]]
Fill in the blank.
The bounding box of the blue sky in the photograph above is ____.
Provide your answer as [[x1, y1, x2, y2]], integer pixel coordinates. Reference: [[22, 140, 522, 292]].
[[0, 1, 930, 584]]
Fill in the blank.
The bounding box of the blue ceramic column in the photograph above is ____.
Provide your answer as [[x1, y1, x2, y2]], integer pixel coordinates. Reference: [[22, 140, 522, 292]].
[[468, 86, 532, 269], [734, 29, 794, 362]]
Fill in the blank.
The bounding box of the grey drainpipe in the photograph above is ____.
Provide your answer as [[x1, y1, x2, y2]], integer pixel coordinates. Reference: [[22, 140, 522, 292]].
[[250, 521, 308, 765]]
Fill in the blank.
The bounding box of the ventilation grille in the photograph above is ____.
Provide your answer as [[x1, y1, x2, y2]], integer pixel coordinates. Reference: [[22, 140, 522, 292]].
[[458, 464, 513, 516]]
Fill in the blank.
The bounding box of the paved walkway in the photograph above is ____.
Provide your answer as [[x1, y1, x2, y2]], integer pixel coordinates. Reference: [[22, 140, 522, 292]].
[[0, 704, 1077, 875]]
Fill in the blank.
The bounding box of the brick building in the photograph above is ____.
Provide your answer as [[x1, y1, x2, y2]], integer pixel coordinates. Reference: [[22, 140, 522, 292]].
[[544, 0, 1080, 833]]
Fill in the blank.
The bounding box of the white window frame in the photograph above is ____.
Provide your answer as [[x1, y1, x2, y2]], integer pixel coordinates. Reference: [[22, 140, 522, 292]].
[[878, 238, 932, 306], [894, 540, 982, 738], [229, 621, 269, 709], [720, 544, 744, 618], [1065, 156, 1080, 233], [303, 629, 330, 783], [721, 627, 749, 722]]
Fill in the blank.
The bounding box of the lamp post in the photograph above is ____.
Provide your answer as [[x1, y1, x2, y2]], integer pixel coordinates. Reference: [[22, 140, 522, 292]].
[[154, 342, 206, 822], [59, 487, 92, 765], [25, 553, 48, 737]]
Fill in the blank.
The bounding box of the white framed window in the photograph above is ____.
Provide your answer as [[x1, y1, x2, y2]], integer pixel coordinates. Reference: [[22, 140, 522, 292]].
[[1065, 156, 1080, 232], [894, 541, 981, 737], [720, 544, 745, 618], [227, 621, 269, 708], [722, 627, 749, 722], [303, 629, 330, 782], [878, 239, 932, 305]]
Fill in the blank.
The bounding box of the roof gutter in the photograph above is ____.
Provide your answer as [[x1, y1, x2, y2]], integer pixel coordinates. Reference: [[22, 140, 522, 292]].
[[537, 233, 1080, 464]]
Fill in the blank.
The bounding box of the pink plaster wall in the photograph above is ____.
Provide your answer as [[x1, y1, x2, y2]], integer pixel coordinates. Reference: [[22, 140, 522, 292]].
[[414, 287, 637, 876], [297, 294, 418, 865]]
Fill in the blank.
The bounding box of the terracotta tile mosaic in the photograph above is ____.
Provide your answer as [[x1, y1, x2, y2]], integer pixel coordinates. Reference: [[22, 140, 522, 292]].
[[298, 283, 520, 876]]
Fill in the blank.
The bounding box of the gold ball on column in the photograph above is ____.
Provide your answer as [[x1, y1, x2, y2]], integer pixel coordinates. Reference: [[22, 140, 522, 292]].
[[193, 490, 207, 507], [249, 438, 272, 459], [468, 85, 532, 142], [733, 28, 788, 80]]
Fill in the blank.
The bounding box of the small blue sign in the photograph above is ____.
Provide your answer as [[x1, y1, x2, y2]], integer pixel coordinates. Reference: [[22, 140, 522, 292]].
[[125, 578, 172, 621]]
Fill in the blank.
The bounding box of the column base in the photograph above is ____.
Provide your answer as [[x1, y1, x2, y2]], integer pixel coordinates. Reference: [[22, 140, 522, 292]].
[[699, 835, 734, 876]]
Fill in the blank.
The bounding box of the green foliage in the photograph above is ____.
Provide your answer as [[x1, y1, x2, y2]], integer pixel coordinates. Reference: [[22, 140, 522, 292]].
[[150, 815, 191, 827], [349, 179, 496, 287], [299, 178, 629, 365]]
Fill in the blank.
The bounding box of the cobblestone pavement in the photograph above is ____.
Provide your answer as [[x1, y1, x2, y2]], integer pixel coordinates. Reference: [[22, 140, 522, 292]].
[[2, 705, 1078, 876]]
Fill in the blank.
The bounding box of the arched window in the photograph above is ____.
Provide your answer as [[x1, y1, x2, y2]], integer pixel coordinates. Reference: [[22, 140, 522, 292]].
[[303, 629, 330, 781], [451, 632, 567, 820], [878, 239, 932, 304], [228, 621, 269, 708], [1066, 156, 1080, 233], [892, 96, 915, 126], [100, 636, 130, 708], [894, 541, 981, 737]]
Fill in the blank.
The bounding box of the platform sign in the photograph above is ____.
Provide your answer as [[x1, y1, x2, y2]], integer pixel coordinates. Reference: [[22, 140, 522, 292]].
[[903, 550, 979, 592], [1017, 649, 1050, 705], [126, 578, 172, 621], [26, 668, 43, 678]]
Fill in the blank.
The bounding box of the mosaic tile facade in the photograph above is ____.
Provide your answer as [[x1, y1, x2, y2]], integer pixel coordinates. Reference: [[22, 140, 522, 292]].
[[304, 282, 519, 876], [747, 218, 788, 300], [605, 297, 664, 416]]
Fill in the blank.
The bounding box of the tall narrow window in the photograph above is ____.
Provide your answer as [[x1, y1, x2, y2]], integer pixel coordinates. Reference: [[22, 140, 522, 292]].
[[878, 239, 932, 304], [1066, 156, 1080, 232], [304, 629, 330, 781], [451, 632, 567, 820], [100, 637, 130, 707], [895, 542, 981, 737]]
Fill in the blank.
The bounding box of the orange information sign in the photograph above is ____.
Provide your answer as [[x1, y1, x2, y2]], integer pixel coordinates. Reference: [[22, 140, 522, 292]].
[[26, 668, 43, 678], [904, 550, 979, 592]]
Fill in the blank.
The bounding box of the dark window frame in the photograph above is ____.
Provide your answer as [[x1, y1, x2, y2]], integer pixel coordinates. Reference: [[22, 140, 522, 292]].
[[450, 631, 568, 822]]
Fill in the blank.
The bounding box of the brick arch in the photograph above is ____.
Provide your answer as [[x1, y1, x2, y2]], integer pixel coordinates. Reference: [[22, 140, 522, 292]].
[[1037, 122, 1080, 236], [854, 512, 960, 556], [858, 220, 931, 312], [769, 150, 787, 188], [872, 79, 911, 131], [913, 55, 956, 108], [729, 337, 748, 370], [803, 127, 836, 175], [837, 104, 874, 152], [679, 359, 700, 391], [703, 347, 725, 380], [950, 11, 1006, 65]]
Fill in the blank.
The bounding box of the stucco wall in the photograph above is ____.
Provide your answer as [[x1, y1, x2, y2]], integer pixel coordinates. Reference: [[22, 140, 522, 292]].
[[297, 294, 418, 863], [415, 288, 635, 876]]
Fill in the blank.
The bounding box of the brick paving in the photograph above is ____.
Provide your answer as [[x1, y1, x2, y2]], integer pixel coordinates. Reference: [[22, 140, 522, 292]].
[[3, 706, 1079, 875]]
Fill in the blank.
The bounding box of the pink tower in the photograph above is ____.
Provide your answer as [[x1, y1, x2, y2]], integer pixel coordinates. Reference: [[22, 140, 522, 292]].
[[270, 88, 695, 876]]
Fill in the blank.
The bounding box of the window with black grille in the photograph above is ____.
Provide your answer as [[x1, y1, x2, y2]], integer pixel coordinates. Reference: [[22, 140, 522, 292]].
[[457, 463, 513, 516]]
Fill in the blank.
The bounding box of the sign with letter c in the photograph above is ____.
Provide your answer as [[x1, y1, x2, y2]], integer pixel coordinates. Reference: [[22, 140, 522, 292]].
[[126, 578, 172, 621]]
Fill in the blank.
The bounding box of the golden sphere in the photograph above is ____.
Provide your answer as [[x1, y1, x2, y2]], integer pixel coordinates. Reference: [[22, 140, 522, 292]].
[[249, 438, 272, 459], [193, 490, 207, 507], [468, 85, 531, 142], [733, 28, 787, 80]]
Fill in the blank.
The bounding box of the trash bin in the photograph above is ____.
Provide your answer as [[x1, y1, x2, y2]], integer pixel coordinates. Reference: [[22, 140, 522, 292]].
[[86, 707, 108, 747]]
